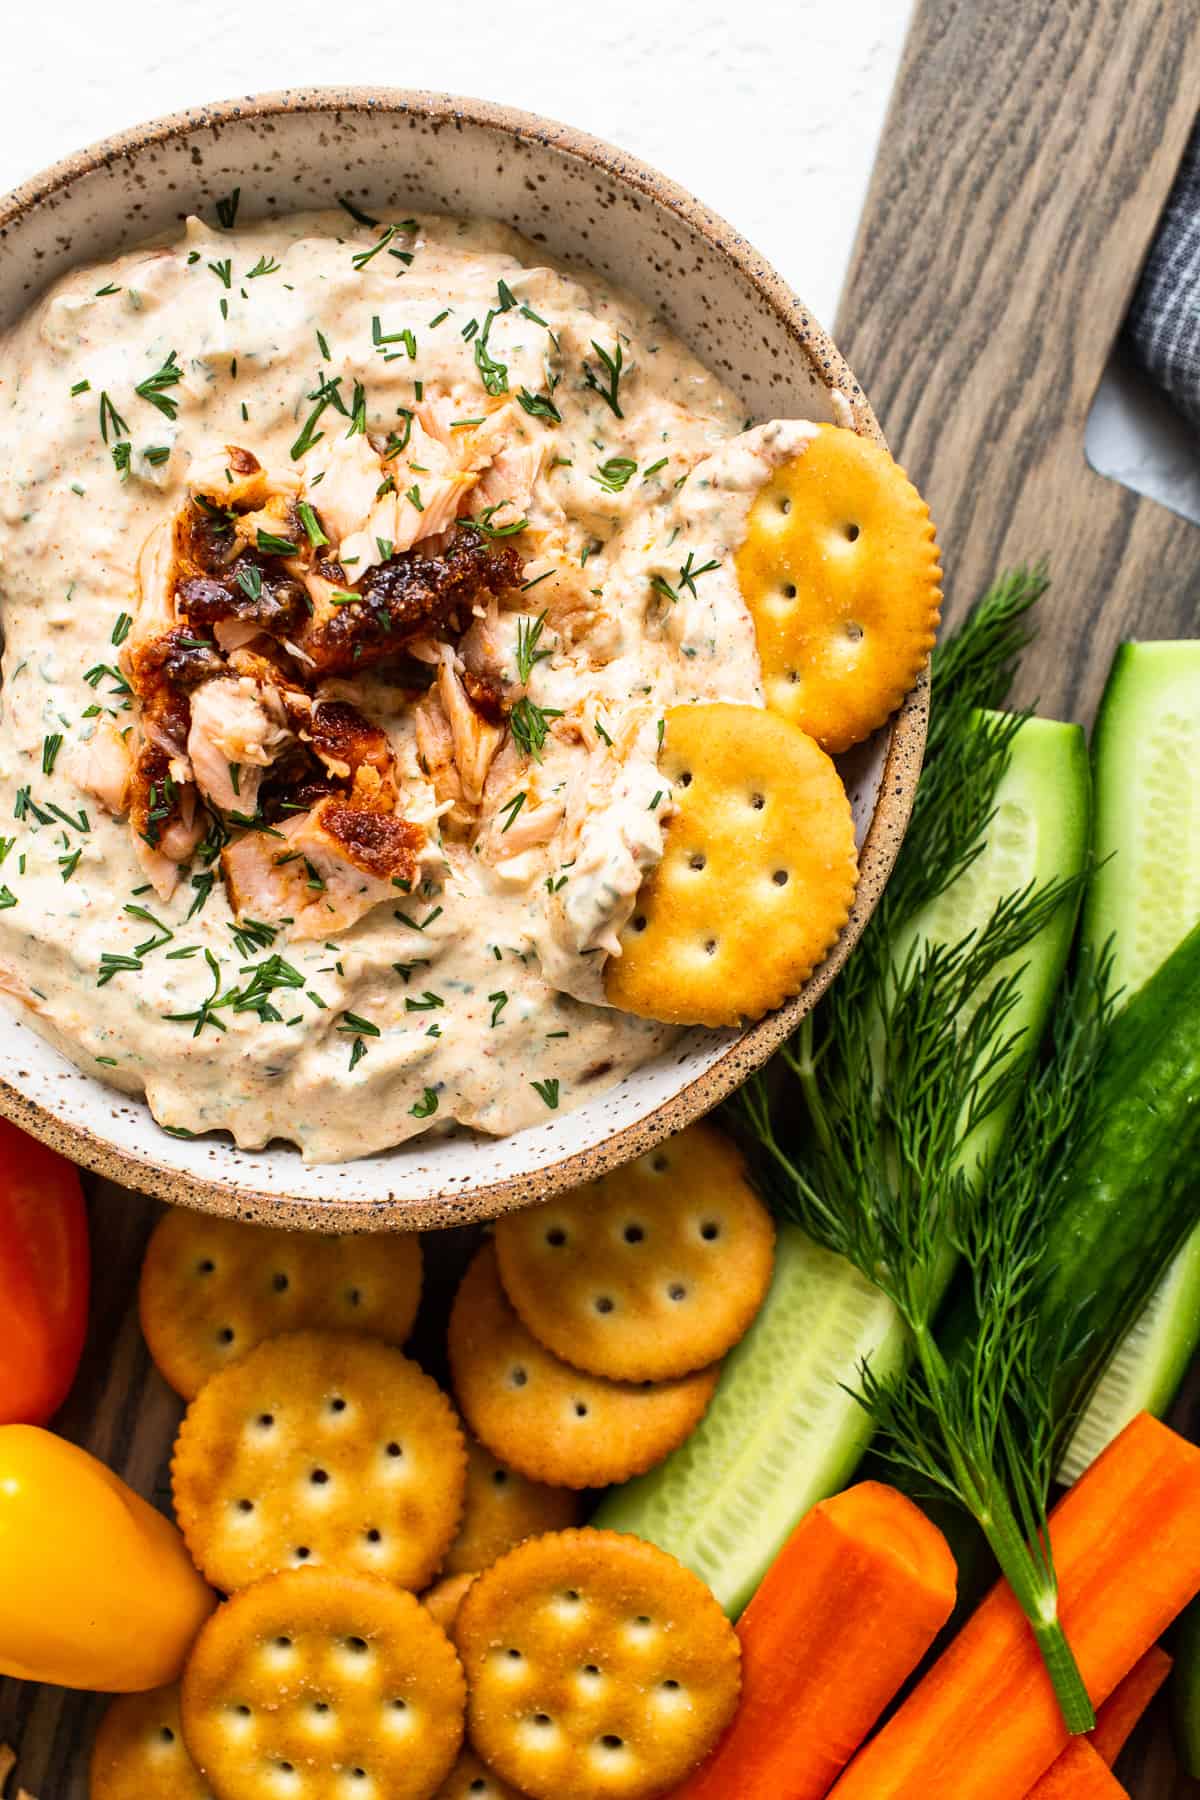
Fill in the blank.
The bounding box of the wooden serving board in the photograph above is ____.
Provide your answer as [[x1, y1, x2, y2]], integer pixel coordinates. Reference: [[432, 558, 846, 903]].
[[4, 1, 1200, 1793], [834, 0, 1200, 1791]]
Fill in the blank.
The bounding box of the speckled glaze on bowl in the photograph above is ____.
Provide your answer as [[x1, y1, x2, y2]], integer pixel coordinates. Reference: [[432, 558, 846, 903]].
[[0, 89, 927, 1230]]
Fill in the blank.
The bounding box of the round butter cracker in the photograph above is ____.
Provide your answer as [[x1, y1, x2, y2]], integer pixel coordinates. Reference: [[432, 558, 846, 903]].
[[140, 1209, 422, 1399], [494, 1120, 774, 1381], [423, 1572, 476, 1641], [448, 1246, 719, 1490], [90, 1685, 213, 1800], [172, 1329, 465, 1594], [455, 1528, 741, 1800], [432, 1747, 524, 1800], [444, 1440, 581, 1577], [734, 422, 941, 753], [605, 703, 858, 1027], [181, 1567, 464, 1800]]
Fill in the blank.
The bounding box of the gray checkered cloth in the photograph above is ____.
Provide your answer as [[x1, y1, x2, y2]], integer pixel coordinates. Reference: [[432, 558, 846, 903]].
[[1126, 118, 1200, 432]]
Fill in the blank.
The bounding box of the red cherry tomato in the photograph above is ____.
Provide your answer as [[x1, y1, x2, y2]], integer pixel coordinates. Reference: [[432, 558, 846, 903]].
[[0, 1120, 89, 1424]]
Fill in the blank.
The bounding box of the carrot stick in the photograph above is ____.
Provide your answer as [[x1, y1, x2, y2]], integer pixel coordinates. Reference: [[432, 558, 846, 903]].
[[1088, 1646, 1173, 1765], [675, 1481, 957, 1800], [827, 1414, 1200, 1800], [1023, 1741, 1130, 1797]]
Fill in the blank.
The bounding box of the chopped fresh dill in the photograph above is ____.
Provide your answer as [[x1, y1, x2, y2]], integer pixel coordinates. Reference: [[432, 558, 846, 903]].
[[135, 349, 183, 421], [517, 387, 562, 424], [515, 612, 552, 685], [593, 456, 637, 493], [498, 791, 527, 833], [583, 339, 624, 417], [510, 698, 563, 762]]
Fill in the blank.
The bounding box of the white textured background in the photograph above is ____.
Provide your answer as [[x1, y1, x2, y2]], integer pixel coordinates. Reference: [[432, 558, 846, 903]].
[[0, 0, 912, 334]]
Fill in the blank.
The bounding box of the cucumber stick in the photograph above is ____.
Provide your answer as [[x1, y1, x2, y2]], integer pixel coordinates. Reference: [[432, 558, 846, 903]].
[[594, 1228, 902, 1617], [1036, 921, 1200, 1423], [1173, 1596, 1200, 1778], [595, 716, 1090, 1615], [1060, 643, 1200, 1484], [891, 715, 1090, 1180]]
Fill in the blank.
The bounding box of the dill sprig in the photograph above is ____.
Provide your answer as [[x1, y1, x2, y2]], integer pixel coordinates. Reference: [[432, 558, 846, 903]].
[[737, 563, 1100, 1732]]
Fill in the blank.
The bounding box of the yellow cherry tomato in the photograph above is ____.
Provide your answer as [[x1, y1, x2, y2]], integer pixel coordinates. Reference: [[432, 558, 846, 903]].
[[0, 1426, 214, 1690]]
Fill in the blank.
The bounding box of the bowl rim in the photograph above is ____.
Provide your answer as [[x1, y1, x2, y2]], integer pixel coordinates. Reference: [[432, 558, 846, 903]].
[[0, 86, 928, 1229]]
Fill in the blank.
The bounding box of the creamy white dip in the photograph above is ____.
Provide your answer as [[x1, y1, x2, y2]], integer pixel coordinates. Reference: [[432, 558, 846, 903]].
[[0, 207, 805, 1160]]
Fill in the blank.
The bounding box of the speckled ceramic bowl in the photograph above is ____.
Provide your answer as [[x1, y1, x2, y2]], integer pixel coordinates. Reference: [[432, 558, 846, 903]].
[[0, 89, 927, 1229]]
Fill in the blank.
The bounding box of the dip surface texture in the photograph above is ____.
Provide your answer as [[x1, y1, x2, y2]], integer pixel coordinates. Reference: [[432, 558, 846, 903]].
[[0, 210, 788, 1159]]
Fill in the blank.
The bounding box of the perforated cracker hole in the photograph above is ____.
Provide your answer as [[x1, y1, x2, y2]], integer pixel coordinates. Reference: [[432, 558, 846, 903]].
[[546, 1227, 567, 1247], [624, 1223, 645, 1244], [678, 770, 693, 787], [295, 1546, 311, 1561], [197, 1258, 216, 1275], [600, 1734, 625, 1751], [258, 1413, 275, 1430], [385, 1442, 402, 1459], [668, 1283, 687, 1302], [365, 1528, 381, 1543], [218, 1327, 235, 1345], [704, 938, 718, 956], [700, 1221, 720, 1241], [773, 869, 789, 886], [347, 1287, 362, 1307], [594, 1296, 615, 1314], [329, 1397, 347, 1414], [845, 620, 864, 640], [310, 1468, 330, 1486], [159, 1726, 175, 1743], [573, 1401, 589, 1418], [749, 792, 765, 810], [346, 1636, 368, 1655], [782, 582, 797, 599], [491, 1468, 510, 1487], [632, 914, 647, 932], [510, 1367, 528, 1389], [273, 1272, 289, 1293], [778, 497, 792, 515], [845, 522, 860, 541], [236, 1498, 254, 1514]]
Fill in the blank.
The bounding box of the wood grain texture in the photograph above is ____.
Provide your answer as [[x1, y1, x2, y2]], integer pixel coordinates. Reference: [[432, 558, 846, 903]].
[[4, 2, 1200, 1794], [837, 0, 1200, 723], [837, 1, 1200, 1792]]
